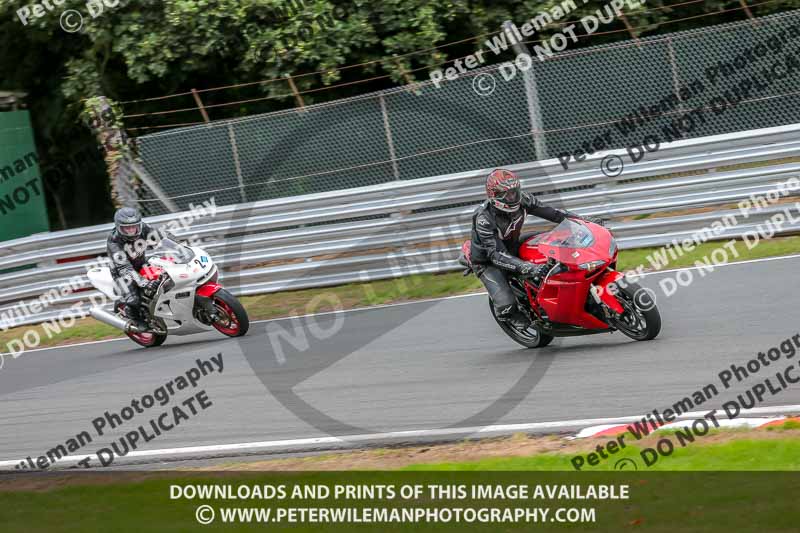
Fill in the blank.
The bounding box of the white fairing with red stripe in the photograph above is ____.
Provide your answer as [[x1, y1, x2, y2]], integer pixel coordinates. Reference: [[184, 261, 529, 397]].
[[146, 245, 218, 335], [87, 267, 118, 300], [87, 241, 220, 336]]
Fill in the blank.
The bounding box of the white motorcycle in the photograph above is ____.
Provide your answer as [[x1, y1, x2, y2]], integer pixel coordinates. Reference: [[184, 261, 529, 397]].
[[87, 239, 249, 347]]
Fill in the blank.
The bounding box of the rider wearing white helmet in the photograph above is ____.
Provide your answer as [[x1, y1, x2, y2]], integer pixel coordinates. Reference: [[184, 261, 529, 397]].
[[107, 207, 175, 330]]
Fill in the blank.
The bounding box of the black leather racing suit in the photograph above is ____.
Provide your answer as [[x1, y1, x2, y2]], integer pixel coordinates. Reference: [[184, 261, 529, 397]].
[[106, 222, 175, 320], [470, 192, 567, 318]]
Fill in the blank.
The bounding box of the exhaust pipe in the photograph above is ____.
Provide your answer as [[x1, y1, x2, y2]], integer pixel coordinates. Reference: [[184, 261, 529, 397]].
[[89, 308, 147, 334]]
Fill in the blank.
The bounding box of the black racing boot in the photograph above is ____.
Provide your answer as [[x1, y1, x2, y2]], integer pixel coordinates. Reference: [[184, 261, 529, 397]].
[[124, 304, 149, 332], [507, 311, 532, 331], [497, 304, 531, 331]]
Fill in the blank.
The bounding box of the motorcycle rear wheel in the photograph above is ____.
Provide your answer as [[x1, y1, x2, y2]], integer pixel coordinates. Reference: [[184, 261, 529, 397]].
[[128, 329, 168, 348], [489, 300, 553, 349], [115, 304, 167, 348]]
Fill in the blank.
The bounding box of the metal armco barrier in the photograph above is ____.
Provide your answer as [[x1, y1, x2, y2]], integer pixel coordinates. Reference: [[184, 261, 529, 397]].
[[2, 123, 800, 329]]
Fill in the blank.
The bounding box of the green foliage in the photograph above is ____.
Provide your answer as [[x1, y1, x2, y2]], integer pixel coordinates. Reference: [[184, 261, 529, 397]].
[[0, 0, 798, 226]]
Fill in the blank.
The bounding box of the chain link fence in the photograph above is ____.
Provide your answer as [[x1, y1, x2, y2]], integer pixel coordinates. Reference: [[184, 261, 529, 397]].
[[133, 10, 800, 214]]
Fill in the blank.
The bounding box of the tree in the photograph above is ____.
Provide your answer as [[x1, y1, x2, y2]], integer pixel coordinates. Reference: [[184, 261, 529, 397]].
[[0, 0, 792, 227]]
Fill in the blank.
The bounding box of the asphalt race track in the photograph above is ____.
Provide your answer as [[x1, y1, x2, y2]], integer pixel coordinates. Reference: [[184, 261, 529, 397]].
[[2, 256, 800, 469]]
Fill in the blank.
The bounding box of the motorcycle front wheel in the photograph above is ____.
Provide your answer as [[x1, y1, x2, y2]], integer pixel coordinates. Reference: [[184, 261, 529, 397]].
[[607, 282, 661, 341], [489, 300, 553, 349], [210, 289, 250, 337]]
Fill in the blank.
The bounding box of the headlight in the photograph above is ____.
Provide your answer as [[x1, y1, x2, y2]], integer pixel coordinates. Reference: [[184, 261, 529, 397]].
[[609, 238, 618, 256], [578, 260, 606, 271]]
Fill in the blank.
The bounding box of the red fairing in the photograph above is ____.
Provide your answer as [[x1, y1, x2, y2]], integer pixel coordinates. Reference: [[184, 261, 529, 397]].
[[595, 270, 625, 314], [518, 219, 622, 330], [197, 282, 222, 297], [518, 237, 548, 264], [139, 266, 164, 281]]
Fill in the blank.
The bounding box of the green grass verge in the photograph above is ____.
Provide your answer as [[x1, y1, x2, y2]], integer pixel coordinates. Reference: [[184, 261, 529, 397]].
[[402, 436, 800, 471], [3, 471, 800, 533], [3, 436, 800, 532], [3, 234, 800, 351], [616, 234, 800, 272]]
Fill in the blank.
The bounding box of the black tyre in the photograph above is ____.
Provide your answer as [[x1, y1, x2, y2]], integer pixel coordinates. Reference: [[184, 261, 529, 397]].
[[115, 304, 168, 348], [607, 282, 661, 341], [210, 289, 250, 337], [489, 300, 553, 349], [128, 329, 168, 348]]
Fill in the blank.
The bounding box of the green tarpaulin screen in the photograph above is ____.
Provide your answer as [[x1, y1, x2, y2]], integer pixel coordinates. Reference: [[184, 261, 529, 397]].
[[0, 110, 49, 242]]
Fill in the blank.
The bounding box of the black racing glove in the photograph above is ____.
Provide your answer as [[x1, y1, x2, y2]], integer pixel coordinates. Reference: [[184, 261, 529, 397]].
[[118, 267, 148, 289], [143, 279, 161, 298], [560, 209, 606, 226], [518, 262, 535, 276], [582, 215, 607, 226], [521, 263, 550, 285]]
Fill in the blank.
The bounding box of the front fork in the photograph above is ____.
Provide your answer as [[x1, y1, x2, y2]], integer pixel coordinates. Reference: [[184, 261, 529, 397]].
[[591, 270, 625, 314], [194, 295, 220, 324], [194, 282, 223, 324]]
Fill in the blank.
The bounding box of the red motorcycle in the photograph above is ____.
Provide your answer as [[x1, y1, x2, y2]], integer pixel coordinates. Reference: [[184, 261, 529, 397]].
[[460, 218, 661, 348]]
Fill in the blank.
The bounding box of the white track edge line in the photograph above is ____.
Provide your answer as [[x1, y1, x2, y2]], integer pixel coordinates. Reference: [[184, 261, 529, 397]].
[[2, 404, 799, 469]]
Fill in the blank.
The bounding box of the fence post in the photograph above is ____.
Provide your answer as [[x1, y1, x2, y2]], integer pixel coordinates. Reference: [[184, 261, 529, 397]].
[[666, 37, 684, 113], [191, 89, 211, 123], [287, 76, 306, 108], [379, 94, 401, 180], [619, 13, 642, 47], [739, 0, 755, 21], [503, 21, 547, 161], [227, 123, 247, 203]]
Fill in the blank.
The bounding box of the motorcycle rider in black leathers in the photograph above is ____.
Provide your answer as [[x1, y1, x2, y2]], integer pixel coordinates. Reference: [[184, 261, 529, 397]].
[[107, 207, 175, 330], [470, 169, 601, 330]]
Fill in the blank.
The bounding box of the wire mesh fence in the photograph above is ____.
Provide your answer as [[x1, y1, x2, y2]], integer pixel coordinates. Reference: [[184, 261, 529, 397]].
[[133, 9, 800, 214]]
